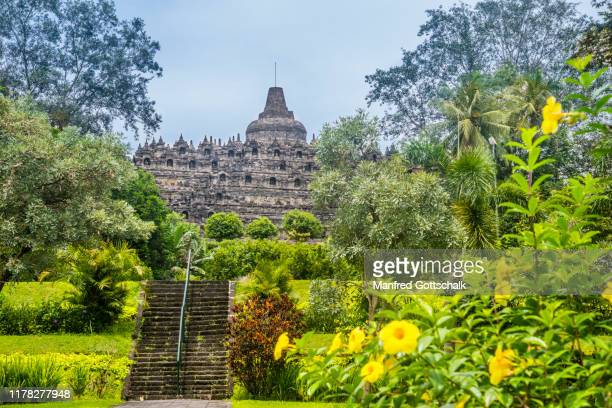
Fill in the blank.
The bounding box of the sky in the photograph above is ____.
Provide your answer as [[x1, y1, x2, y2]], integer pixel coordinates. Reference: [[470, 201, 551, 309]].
[[115, 0, 597, 147]]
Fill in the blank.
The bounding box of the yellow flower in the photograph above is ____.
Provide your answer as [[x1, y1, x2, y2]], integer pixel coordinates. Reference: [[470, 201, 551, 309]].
[[421, 391, 431, 402], [328, 333, 343, 353], [274, 332, 290, 360], [602, 281, 612, 304], [347, 327, 365, 353], [456, 395, 471, 408], [489, 348, 515, 385], [379, 320, 420, 354], [541, 96, 565, 134], [360, 360, 384, 383], [313, 355, 323, 362]]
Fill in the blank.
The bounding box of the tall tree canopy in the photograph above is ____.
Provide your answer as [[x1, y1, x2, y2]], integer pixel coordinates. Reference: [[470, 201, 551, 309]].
[[0, 0, 162, 136], [0, 96, 154, 287], [314, 109, 381, 172], [366, 0, 589, 138]]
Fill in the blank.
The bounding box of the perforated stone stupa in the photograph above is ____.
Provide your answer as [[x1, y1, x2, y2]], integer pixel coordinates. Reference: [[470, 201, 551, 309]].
[[133, 87, 317, 223]]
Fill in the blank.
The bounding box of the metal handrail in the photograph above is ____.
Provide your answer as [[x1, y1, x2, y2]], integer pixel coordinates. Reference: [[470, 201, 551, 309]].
[[176, 247, 192, 396]]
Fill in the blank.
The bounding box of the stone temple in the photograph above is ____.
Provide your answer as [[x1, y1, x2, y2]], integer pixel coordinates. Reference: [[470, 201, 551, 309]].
[[133, 87, 317, 223]]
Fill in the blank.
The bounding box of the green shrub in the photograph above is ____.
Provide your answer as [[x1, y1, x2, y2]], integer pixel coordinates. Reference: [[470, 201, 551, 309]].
[[0, 297, 87, 334], [203, 239, 357, 280], [228, 294, 304, 398], [304, 280, 367, 332], [58, 242, 149, 332], [67, 364, 89, 398], [286, 243, 357, 280], [246, 216, 278, 239], [204, 212, 244, 240], [0, 355, 61, 388], [0, 353, 130, 398], [282, 210, 324, 241]]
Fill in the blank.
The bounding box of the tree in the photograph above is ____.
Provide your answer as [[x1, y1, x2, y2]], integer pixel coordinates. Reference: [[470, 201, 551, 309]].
[[0, 0, 162, 136], [315, 109, 381, 171], [58, 242, 150, 331], [312, 158, 463, 263], [281, 210, 324, 241], [575, 0, 612, 67], [446, 147, 498, 248], [0, 96, 154, 289], [246, 216, 278, 240], [112, 169, 170, 274], [439, 78, 510, 154], [366, 0, 588, 137], [204, 212, 244, 240], [171, 229, 210, 280]]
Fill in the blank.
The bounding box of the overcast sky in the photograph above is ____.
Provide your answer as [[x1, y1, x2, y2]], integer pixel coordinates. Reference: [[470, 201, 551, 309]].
[[115, 0, 596, 147]]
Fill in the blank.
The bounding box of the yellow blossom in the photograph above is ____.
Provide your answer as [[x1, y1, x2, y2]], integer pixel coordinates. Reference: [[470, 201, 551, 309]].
[[489, 348, 515, 385], [313, 355, 323, 362], [328, 333, 343, 354], [456, 395, 470, 408], [602, 281, 612, 304], [421, 391, 431, 402], [347, 327, 365, 353], [360, 360, 384, 383], [274, 332, 290, 360], [541, 96, 565, 134], [379, 320, 420, 354]]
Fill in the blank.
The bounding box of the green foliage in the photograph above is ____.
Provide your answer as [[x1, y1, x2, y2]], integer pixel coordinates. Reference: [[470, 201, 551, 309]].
[[112, 169, 172, 275], [447, 147, 498, 248], [242, 261, 293, 299], [158, 212, 201, 279], [67, 364, 89, 398], [315, 109, 381, 171], [400, 137, 451, 173], [312, 158, 463, 262], [440, 78, 510, 153], [304, 280, 367, 333], [246, 216, 279, 239], [0, 0, 162, 135], [0, 298, 86, 335], [171, 230, 211, 279], [0, 353, 130, 399], [293, 296, 611, 407], [0, 96, 154, 284], [366, 0, 588, 137], [58, 243, 149, 331], [282, 210, 324, 241], [228, 294, 304, 398], [203, 240, 356, 281], [204, 212, 244, 240], [501, 130, 605, 248], [0, 355, 62, 388]]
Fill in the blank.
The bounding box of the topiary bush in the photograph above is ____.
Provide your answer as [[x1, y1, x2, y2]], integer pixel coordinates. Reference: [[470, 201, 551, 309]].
[[282, 210, 324, 241], [204, 212, 244, 240], [246, 216, 278, 239], [228, 294, 304, 398]]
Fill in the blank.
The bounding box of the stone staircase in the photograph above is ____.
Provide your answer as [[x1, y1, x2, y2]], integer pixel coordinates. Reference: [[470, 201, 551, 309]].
[[124, 281, 233, 400]]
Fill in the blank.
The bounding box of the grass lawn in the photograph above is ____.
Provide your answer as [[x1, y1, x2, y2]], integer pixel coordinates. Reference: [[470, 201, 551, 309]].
[[11, 400, 122, 408], [0, 331, 132, 356], [235, 279, 310, 309], [300, 333, 335, 350]]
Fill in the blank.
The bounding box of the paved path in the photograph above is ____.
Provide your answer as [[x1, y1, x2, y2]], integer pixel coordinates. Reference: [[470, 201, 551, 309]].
[[117, 400, 231, 408]]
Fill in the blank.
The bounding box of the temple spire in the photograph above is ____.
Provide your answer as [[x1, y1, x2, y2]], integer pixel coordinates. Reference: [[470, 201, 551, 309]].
[[260, 87, 293, 119]]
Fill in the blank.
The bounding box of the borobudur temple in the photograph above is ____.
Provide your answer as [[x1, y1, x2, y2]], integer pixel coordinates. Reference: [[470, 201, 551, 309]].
[[133, 87, 317, 223]]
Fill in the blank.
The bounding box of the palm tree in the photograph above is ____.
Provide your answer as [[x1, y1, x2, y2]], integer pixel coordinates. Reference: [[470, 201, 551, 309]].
[[440, 79, 511, 155], [447, 147, 498, 248], [171, 230, 210, 279], [502, 71, 553, 129]]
